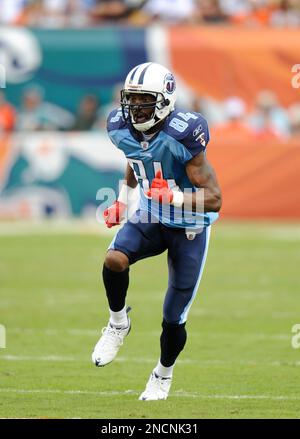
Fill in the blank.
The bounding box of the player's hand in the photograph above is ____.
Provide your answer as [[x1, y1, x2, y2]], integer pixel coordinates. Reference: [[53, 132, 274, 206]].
[[103, 201, 127, 228], [146, 170, 174, 204]]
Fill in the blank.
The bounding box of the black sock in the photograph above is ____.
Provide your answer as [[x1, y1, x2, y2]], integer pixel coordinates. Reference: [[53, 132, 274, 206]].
[[102, 264, 129, 312], [160, 320, 187, 367]]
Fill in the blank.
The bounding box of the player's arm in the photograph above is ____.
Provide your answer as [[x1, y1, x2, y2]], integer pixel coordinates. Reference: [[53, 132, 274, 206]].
[[147, 154, 221, 213], [124, 162, 138, 189], [103, 163, 137, 228], [185, 152, 222, 213]]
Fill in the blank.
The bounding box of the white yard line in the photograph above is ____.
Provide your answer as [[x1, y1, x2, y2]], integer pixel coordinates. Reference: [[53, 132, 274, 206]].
[[1, 354, 300, 367], [0, 387, 299, 401], [1, 355, 75, 362], [7, 327, 293, 339], [0, 388, 137, 396], [0, 221, 299, 239], [0, 220, 114, 236]]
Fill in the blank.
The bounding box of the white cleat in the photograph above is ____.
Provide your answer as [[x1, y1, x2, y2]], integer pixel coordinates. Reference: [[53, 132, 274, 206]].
[[139, 371, 172, 401], [92, 307, 131, 367]]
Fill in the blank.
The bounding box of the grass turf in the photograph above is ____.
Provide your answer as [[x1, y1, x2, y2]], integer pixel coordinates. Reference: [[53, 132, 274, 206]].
[[0, 221, 299, 418]]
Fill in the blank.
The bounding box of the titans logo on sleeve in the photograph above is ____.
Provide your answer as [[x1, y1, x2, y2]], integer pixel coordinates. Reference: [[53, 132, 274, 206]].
[[107, 108, 219, 229]]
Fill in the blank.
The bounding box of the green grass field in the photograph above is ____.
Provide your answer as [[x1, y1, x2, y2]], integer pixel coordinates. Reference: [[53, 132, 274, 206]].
[[0, 221, 299, 419]]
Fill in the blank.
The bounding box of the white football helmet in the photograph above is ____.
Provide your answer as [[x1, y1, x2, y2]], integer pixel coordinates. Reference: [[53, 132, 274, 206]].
[[121, 62, 177, 132]]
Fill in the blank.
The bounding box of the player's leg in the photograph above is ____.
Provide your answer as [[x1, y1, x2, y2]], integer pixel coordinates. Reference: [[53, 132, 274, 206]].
[[102, 250, 130, 328], [92, 250, 131, 367], [103, 211, 166, 325], [139, 226, 211, 400], [92, 210, 166, 367]]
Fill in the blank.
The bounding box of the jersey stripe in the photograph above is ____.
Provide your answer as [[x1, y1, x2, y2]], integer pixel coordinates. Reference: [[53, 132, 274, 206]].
[[179, 226, 211, 324]]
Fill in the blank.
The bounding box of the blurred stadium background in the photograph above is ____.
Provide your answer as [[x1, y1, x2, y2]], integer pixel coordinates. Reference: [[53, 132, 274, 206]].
[[1, 0, 300, 419]]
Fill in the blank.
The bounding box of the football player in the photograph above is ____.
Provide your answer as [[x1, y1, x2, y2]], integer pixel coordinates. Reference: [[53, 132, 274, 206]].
[[92, 62, 222, 400]]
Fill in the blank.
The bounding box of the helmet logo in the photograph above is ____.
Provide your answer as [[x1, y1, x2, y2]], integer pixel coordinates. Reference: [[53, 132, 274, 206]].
[[164, 73, 176, 94]]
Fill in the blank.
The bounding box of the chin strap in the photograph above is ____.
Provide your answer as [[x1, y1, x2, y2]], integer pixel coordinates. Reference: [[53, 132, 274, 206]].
[[133, 115, 164, 133]]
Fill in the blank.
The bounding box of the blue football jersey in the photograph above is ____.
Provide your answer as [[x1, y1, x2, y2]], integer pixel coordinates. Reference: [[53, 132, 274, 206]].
[[107, 108, 219, 229]]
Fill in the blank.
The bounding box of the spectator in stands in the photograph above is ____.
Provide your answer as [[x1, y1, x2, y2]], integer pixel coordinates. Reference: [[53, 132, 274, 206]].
[[247, 0, 273, 26], [270, 0, 300, 27], [17, 85, 74, 131], [25, 0, 97, 27], [72, 94, 100, 130], [0, 0, 29, 24], [2, 0, 300, 28], [141, 0, 199, 24], [95, 83, 122, 129], [67, 0, 96, 27], [88, 0, 145, 23], [187, 96, 224, 126], [248, 90, 290, 139], [211, 96, 255, 141], [198, 0, 228, 24], [34, 0, 70, 28], [288, 103, 300, 137], [190, 97, 206, 114], [0, 91, 16, 133], [219, 0, 274, 26], [218, 0, 251, 24]]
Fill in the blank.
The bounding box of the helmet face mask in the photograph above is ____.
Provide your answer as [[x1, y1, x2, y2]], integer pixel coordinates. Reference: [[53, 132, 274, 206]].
[[120, 63, 177, 132], [121, 90, 167, 129]]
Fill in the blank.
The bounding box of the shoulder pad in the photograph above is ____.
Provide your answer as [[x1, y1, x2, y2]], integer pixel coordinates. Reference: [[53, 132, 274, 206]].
[[164, 109, 210, 157], [107, 108, 127, 132]]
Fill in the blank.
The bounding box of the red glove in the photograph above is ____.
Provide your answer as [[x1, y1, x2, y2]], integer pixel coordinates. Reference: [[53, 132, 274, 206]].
[[146, 170, 174, 204], [103, 201, 127, 228]]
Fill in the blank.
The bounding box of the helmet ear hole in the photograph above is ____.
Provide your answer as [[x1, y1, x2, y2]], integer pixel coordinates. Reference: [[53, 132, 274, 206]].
[[165, 99, 170, 106]]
